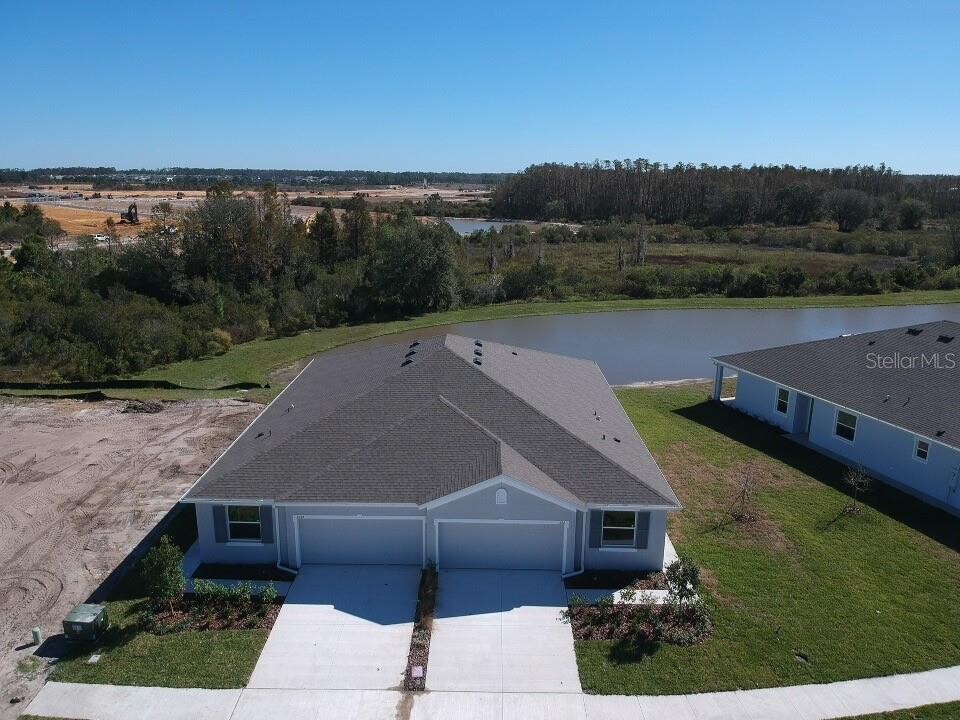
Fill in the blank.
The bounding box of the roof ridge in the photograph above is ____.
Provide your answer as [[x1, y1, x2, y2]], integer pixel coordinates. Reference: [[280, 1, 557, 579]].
[[439, 345, 679, 507], [716, 319, 960, 361]]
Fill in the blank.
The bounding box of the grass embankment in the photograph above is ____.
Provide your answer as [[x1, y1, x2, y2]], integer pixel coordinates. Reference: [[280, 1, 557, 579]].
[[52, 506, 269, 688], [575, 383, 960, 695]]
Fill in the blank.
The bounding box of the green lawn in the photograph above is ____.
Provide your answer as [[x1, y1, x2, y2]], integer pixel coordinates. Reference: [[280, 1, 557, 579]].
[[841, 703, 960, 719], [575, 384, 960, 695], [52, 506, 270, 689]]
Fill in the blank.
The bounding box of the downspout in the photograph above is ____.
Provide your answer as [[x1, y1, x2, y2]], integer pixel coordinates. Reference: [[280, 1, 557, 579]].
[[273, 504, 299, 575]]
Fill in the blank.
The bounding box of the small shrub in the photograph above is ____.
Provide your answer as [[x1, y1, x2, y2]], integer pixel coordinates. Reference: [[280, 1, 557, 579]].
[[140, 535, 185, 611], [260, 581, 279, 606], [229, 581, 253, 606], [206, 328, 233, 355], [193, 578, 228, 608], [665, 554, 701, 606]]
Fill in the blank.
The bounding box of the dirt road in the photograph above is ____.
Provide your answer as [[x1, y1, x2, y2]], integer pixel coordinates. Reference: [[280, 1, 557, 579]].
[[0, 398, 260, 717]]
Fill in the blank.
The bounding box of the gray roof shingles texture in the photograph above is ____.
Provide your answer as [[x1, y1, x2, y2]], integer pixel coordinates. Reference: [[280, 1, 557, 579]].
[[185, 335, 680, 508], [715, 320, 960, 449]]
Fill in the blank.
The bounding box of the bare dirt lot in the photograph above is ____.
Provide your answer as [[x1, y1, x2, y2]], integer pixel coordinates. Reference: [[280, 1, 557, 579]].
[[0, 398, 260, 716]]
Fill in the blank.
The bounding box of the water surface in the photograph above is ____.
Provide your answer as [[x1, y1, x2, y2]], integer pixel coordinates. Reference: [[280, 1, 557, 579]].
[[339, 305, 960, 385]]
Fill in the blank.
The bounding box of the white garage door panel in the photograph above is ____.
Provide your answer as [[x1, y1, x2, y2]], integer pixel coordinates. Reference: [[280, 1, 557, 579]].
[[439, 522, 562, 570], [300, 518, 423, 565]]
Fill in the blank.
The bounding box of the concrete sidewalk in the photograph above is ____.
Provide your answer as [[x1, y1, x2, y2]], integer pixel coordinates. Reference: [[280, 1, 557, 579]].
[[25, 664, 960, 720]]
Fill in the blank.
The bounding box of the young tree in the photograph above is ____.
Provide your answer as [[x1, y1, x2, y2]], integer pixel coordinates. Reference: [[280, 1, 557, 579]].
[[729, 465, 755, 522], [844, 466, 872, 514], [140, 535, 185, 612]]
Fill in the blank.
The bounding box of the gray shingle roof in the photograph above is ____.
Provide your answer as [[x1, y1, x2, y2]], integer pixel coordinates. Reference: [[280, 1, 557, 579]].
[[185, 335, 680, 508], [715, 320, 960, 449]]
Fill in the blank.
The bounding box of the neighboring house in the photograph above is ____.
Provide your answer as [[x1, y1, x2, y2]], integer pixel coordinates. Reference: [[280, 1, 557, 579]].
[[181, 335, 681, 574], [713, 320, 960, 515]]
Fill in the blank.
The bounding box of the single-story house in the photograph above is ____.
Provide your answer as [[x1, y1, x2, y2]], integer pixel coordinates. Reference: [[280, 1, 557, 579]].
[[181, 334, 681, 575], [713, 320, 960, 515]]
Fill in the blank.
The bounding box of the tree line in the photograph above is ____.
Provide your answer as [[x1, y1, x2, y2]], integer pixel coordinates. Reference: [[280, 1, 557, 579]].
[[0, 189, 458, 380], [490, 161, 960, 226]]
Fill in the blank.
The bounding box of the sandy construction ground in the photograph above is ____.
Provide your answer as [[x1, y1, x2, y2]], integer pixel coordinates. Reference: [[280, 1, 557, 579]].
[[0, 398, 260, 717], [23, 204, 143, 238]]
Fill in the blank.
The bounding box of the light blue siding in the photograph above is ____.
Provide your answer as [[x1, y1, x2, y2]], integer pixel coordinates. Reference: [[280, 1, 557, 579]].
[[807, 399, 960, 512], [582, 510, 669, 571], [191, 477, 672, 573], [194, 503, 277, 564], [722, 368, 960, 514], [729, 371, 796, 431]]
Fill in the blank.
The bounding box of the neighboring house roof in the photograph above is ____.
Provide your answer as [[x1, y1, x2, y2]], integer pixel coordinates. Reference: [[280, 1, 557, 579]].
[[714, 320, 960, 449], [184, 334, 680, 508]]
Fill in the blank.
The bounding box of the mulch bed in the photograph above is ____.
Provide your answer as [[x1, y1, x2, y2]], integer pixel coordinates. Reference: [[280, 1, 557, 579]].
[[403, 568, 437, 691], [564, 569, 667, 591], [565, 601, 712, 645], [147, 597, 282, 633], [193, 563, 297, 582]]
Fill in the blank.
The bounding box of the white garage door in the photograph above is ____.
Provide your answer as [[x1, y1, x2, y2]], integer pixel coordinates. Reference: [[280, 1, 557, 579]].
[[298, 517, 424, 566], [438, 521, 564, 571]]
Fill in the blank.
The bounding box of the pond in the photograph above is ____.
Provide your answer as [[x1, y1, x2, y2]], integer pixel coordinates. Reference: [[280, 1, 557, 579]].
[[341, 304, 960, 385], [444, 218, 533, 235]]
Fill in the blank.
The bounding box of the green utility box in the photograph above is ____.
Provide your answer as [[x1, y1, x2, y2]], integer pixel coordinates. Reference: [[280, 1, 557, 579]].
[[63, 603, 109, 643]]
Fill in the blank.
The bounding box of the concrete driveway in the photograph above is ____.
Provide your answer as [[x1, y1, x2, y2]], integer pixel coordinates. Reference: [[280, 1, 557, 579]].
[[427, 570, 582, 693], [247, 564, 420, 690]]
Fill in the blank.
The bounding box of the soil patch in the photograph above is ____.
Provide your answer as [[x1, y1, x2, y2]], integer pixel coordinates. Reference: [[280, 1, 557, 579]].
[[0, 398, 260, 719]]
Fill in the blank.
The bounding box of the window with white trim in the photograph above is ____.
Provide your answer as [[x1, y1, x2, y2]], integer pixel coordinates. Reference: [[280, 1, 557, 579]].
[[775, 388, 790, 415], [495, 489, 507, 505], [601, 511, 636, 547], [835, 410, 858, 442], [227, 505, 262, 541], [914, 438, 930, 462]]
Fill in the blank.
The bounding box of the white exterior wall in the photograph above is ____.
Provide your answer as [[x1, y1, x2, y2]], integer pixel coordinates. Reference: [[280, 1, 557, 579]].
[[582, 509, 669, 571], [808, 399, 960, 512], [729, 371, 796, 431]]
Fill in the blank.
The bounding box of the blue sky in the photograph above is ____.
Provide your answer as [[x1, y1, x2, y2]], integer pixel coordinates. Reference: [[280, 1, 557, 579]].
[[2, 1, 958, 173]]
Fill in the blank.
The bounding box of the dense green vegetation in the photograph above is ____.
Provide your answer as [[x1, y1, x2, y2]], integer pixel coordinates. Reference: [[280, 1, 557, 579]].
[[3, 175, 960, 382], [574, 384, 960, 694], [491, 162, 960, 224]]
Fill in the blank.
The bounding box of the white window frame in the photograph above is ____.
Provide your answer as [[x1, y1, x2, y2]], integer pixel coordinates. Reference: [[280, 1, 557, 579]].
[[775, 387, 790, 415], [600, 510, 636, 549], [834, 409, 858, 444], [914, 437, 930, 463], [495, 488, 507, 505], [227, 505, 263, 543]]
